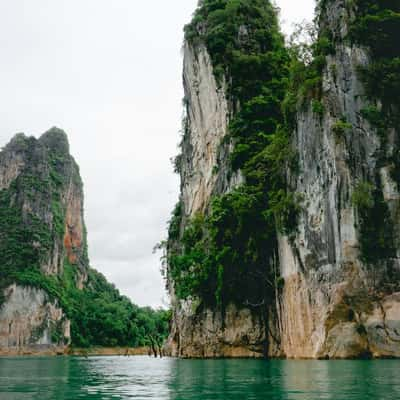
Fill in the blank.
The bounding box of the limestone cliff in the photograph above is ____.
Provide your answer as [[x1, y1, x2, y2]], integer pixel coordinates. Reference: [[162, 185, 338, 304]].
[[277, 0, 400, 359], [167, 40, 261, 359], [165, 0, 288, 358], [166, 0, 400, 358], [0, 128, 87, 353]]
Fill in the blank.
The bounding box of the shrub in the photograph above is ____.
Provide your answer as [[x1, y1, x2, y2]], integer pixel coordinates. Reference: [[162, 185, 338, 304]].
[[332, 119, 352, 139], [352, 181, 395, 263], [349, 0, 400, 135], [352, 182, 374, 210], [312, 99, 325, 117]]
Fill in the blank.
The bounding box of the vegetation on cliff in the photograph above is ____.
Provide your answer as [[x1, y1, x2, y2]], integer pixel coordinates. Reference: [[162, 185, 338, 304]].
[[168, 0, 299, 308], [349, 0, 400, 132]]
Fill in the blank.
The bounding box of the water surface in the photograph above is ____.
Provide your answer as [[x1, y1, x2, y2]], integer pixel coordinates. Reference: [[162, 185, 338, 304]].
[[0, 356, 399, 399]]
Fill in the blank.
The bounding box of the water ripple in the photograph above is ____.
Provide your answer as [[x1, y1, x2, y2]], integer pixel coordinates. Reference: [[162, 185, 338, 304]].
[[0, 356, 400, 399]]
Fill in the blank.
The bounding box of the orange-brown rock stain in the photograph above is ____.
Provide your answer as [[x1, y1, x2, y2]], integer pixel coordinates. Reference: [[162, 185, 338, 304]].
[[62, 184, 84, 265], [63, 226, 81, 264]]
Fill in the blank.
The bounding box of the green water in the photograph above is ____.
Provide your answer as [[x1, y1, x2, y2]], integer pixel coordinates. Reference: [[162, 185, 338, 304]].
[[0, 356, 399, 399]]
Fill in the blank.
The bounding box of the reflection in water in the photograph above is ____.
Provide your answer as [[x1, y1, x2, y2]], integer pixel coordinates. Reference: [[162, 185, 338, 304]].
[[282, 360, 332, 399], [1, 356, 400, 399], [168, 359, 285, 400], [0, 356, 99, 400], [0, 356, 70, 400], [167, 359, 400, 400], [82, 356, 171, 399]]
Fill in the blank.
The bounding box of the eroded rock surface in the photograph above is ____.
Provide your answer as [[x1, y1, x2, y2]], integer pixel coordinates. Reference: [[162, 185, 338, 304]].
[[166, 40, 257, 358], [0, 284, 69, 352], [277, 1, 400, 359]]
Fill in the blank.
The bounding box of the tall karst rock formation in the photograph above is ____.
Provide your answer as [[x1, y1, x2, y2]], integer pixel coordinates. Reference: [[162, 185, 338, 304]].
[[0, 128, 87, 353], [165, 0, 400, 358]]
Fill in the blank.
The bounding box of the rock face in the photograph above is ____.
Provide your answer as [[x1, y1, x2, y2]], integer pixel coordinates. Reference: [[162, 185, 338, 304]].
[[180, 42, 243, 217], [166, 41, 261, 358], [276, 1, 400, 359], [167, 0, 400, 358], [167, 300, 266, 358], [0, 285, 69, 351], [0, 128, 88, 353]]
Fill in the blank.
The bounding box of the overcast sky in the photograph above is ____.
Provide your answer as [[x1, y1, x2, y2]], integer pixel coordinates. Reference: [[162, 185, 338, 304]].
[[0, 0, 315, 308]]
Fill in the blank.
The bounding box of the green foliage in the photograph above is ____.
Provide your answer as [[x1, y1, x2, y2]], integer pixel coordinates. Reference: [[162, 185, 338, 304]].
[[359, 58, 400, 107], [208, 189, 276, 306], [0, 135, 69, 308], [0, 179, 52, 291], [346, 1, 400, 264], [172, 154, 182, 174], [360, 106, 391, 137], [276, 276, 285, 291], [349, 1, 400, 133], [169, 188, 276, 306], [185, 0, 285, 96], [169, 213, 212, 301], [352, 182, 374, 210], [352, 181, 395, 263], [66, 268, 170, 348], [51, 199, 65, 237], [168, 202, 183, 241], [169, 170, 301, 307], [311, 99, 325, 117], [50, 320, 66, 345], [332, 119, 352, 139], [349, 1, 400, 59], [390, 149, 400, 185], [284, 22, 335, 114], [266, 190, 302, 234]]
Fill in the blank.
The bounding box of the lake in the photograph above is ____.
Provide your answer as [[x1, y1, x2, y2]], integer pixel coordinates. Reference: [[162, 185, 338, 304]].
[[0, 356, 399, 399]]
